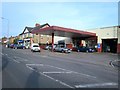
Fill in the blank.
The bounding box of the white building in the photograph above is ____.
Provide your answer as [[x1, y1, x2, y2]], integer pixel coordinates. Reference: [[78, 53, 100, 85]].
[[86, 26, 120, 53]]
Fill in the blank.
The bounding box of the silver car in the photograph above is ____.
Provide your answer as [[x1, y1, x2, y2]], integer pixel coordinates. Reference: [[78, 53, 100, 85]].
[[54, 46, 72, 53]]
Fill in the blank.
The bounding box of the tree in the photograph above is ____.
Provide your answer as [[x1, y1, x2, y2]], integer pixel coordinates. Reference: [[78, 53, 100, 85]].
[[13, 38, 19, 44]]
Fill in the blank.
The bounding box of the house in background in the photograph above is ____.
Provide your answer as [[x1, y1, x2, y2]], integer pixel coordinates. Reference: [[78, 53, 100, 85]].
[[2, 36, 7, 44], [19, 23, 52, 48], [9, 36, 16, 44]]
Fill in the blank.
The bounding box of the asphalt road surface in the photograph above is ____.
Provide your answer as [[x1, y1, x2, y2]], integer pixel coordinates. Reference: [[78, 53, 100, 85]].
[[1, 45, 119, 89]]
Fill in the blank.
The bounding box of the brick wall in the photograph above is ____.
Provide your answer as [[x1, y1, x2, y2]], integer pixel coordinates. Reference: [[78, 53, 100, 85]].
[[117, 44, 120, 53]]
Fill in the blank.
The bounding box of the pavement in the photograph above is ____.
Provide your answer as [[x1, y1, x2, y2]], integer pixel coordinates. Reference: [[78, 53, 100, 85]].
[[1, 45, 119, 89]]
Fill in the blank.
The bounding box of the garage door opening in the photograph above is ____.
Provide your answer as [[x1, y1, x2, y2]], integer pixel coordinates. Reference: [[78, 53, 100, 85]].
[[102, 39, 118, 53]]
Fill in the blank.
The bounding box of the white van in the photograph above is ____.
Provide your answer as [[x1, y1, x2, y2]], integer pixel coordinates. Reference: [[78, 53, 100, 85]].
[[31, 43, 40, 52]]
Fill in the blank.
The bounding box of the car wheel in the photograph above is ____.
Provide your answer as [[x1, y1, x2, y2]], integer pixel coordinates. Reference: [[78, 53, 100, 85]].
[[77, 50, 80, 52], [86, 50, 89, 53], [61, 50, 64, 53]]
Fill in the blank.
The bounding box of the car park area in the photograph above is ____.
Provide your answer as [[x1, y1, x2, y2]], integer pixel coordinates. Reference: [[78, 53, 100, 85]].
[[2, 45, 119, 88]]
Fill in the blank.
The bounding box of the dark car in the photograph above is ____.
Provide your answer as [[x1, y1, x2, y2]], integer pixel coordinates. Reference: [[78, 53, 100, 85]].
[[9, 44, 14, 48], [73, 46, 95, 52], [14, 44, 25, 49], [9, 44, 17, 49]]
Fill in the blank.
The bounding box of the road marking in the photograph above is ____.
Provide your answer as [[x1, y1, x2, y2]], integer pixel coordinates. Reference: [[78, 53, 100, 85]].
[[45, 64, 97, 79], [26, 64, 44, 66], [26, 64, 74, 88], [75, 82, 118, 88], [13, 59, 20, 63], [43, 71, 73, 74], [26, 65, 34, 71], [0, 52, 4, 55], [7, 56, 20, 63], [26, 63, 96, 79], [14, 56, 28, 62], [39, 71, 74, 88]]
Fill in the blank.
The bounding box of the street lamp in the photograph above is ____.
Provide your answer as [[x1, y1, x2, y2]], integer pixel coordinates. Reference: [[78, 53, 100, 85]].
[[1, 17, 9, 46]]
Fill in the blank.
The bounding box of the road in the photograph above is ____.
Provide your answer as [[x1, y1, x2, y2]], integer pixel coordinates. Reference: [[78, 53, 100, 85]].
[[1, 45, 119, 89]]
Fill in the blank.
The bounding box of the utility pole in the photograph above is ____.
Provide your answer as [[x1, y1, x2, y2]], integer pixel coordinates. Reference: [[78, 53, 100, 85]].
[[1, 17, 9, 47]]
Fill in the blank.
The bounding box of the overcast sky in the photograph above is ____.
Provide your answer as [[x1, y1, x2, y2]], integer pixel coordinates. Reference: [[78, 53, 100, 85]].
[[1, 2, 118, 37]]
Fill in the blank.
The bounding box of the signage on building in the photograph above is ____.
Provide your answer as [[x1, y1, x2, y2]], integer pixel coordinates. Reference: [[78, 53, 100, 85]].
[[97, 43, 101, 48]]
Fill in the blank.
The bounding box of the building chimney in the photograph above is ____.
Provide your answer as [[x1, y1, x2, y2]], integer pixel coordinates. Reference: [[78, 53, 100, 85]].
[[35, 23, 40, 27]]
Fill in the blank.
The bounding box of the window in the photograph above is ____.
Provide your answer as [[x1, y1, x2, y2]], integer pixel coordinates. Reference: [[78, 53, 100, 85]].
[[33, 34, 34, 38], [24, 34, 26, 38], [28, 33, 30, 37]]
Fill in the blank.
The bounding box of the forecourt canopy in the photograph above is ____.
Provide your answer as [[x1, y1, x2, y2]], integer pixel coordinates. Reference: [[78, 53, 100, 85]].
[[32, 26, 96, 38], [31, 26, 96, 51]]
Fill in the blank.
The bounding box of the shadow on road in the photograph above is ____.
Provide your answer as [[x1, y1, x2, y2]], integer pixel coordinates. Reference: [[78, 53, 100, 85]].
[[25, 69, 40, 88]]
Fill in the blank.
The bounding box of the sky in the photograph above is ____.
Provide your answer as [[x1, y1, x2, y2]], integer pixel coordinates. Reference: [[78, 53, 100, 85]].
[[1, 1, 118, 38]]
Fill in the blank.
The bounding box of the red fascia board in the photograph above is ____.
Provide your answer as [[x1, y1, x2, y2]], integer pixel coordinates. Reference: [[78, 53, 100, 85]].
[[52, 26, 96, 36], [32, 26, 96, 36]]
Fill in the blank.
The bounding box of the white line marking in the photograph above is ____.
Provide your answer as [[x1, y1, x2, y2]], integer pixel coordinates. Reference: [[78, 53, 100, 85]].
[[13, 59, 20, 63], [26, 64, 44, 66], [14, 56, 28, 61], [26, 65, 34, 71], [0, 53, 4, 55], [26, 64, 74, 88], [46, 64, 97, 78], [26, 64, 96, 78], [75, 82, 118, 88], [39, 72, 74, 88], [7, 56, 20, 63], [43, 71, 73, 74]]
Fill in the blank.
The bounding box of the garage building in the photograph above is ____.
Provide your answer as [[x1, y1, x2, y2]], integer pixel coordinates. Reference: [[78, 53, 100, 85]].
[[87, 26, 120, 53]]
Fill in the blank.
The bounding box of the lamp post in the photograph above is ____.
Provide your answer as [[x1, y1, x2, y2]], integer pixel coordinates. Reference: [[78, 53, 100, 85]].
[[1, 17, 9, 47]]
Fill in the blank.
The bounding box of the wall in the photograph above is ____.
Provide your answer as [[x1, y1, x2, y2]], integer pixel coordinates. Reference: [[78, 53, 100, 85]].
[[118, 26, 120, 44], [88, 26, 118, 44], [33, 34, 39, 43], [87, 26, 119, 53], [40, 35, 52, 44], [9, 37, 15, 44], [54, 36, 68, 44], [117, 26, 120, 53]]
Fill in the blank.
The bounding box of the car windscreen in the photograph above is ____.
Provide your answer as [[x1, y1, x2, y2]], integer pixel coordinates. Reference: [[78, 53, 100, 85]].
[[33, 45, 39, 47]]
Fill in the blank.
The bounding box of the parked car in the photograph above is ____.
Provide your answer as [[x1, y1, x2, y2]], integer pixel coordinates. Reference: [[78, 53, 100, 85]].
[[48, 45, 57, 50], [72, 46, 95, 52], [14, 44, 25, 49], [9, 44, 15, 48], [44, 45, 56, 50], [44, 46, 50, 50], [54, 46, 72, 53], [31, 43, 40, 52]]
